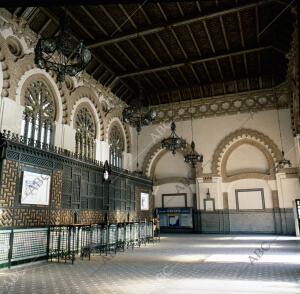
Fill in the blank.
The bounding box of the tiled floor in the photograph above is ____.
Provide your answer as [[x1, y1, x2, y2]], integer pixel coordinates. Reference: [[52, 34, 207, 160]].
[[1, 234, 300, 294]]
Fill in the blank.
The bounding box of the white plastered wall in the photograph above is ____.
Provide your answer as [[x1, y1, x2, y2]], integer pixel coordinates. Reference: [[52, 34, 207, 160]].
[[138, 108, 299, 212], [134, 109, 297, 174], [153, 183, 195, 208]]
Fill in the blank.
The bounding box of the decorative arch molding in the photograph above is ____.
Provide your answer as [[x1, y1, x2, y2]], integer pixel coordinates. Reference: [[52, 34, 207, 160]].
[[69, 86, 104, 140], [106, 117, 130, 153], [70, 98, 101, 141], [142, 142, 198, 178], [0, 36, 11, 98], [15, 68, 63, 124], [211, 128, 282, 181]]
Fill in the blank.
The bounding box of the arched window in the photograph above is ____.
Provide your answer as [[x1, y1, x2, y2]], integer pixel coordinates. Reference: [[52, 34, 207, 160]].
[[21, 80, 55, 145], [109, 125, 125, 168], [75, 107, 96, 158]]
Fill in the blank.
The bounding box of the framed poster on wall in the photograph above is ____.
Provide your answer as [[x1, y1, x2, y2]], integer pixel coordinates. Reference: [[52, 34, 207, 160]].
[[21, 171, 51, 205], [235, 188, 265, 210], [162, 193, 187, 208], [141, 192, 149, 210], [204, 199, 215, 211]]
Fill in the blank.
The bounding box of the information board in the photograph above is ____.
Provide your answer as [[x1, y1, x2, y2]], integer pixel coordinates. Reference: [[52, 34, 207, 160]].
[[156, 208, 193, 228]]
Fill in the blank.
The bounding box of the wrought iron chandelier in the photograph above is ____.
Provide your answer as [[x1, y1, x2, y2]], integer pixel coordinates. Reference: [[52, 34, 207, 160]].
[[276, 96, 291, 169], [184, 100, 203, 167], [184, 141, 203, 167], [277, 151, 292, 169], [161, 117, 187, 155], [122, 87, 156, 133], [134, 131, 143, 175], [35, 12, 91, 82]]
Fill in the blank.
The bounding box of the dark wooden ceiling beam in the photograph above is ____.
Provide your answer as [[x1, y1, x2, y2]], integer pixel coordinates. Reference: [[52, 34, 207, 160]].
[[117, 46, 271, 78], [129, 40, 148, 66], [237, 10, 250, 91], [177, 2, 204, 90], [141, 75, 157, 90], [100, 5, 122, 34], [105, 75, 118, 87], [98, 71, 111, 83], [203, 18, 224, 91], [157, 2, 189, 92], [139, 4, 152, 25], [91, 64, 102, 77], [155, 4, 176, 64], [140, 31, 162, 63], [156, 32, 175, 62], [118, 4, 136, 29], [219, 14, 238, 92], [255, 4, 263, 90], [80, 6, 109, 36], [38, 18, 52, 35], [166, 70, 179, 88], [117, 5, 161, 93], [147, 74, 276, 102], [189, 64, 201, 83], [153, 72, 168, 90], [88, 0, 273, 49], [177, 68, 189, 86], [120, 88, 130, 100], [116, 3, 160, 95], [115, 84, 125, 96], [114, 43, 139, 69], [66, 9, 95, 40], [101, 46, 127, 71], [171, 29, 188, 59], [136, 13, 170, 92]]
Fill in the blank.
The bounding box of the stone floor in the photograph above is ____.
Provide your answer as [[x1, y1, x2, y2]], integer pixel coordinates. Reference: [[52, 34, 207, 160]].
[[1, 234, 300, 294]]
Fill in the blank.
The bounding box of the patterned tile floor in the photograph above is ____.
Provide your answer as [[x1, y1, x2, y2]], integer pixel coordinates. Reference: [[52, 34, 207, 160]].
[[1, 234, 300, 294]]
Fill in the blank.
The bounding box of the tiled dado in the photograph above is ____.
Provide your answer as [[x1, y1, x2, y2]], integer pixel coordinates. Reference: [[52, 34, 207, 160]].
[[0, 159, 153, 227], [0, 160, 19, 208], [0, 208, 13, 227], [13, 208, 49, 227], [50, 170, 62, 210]]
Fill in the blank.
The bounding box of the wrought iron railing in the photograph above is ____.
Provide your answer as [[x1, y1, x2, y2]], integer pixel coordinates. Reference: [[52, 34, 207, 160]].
[[1, 129, 150, 180], [0, 221, 158, 268]]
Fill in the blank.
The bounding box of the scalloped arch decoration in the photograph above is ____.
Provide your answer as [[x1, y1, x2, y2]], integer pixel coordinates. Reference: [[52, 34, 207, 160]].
[[15, 68, 63, 124], [142, 141, 197, 178], [106, 116, 131, 153], [0, 37, 10, 98], [211, 128, 282, 177], [69, 86, 105, 140]]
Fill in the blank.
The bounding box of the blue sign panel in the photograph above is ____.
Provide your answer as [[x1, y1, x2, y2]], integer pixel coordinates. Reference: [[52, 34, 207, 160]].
[[156, 207, 193, 228]]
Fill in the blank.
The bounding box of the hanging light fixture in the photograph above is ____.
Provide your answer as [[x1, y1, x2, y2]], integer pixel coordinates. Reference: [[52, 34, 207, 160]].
[[35, 10, 92, 82], [103, 160, 111, 182], [122, 85, 156, 133], [276, 89, 292, 169], [184, 99, 203, 167], [134, 130, 143, 175], [161, 102, 187, 155]]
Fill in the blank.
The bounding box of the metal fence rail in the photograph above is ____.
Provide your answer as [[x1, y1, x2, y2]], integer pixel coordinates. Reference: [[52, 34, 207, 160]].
[[0, 221, 157, 268]]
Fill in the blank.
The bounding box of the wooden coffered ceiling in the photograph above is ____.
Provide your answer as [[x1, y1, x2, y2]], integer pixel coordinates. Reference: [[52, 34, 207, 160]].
[[6, 0, 296, 105]]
